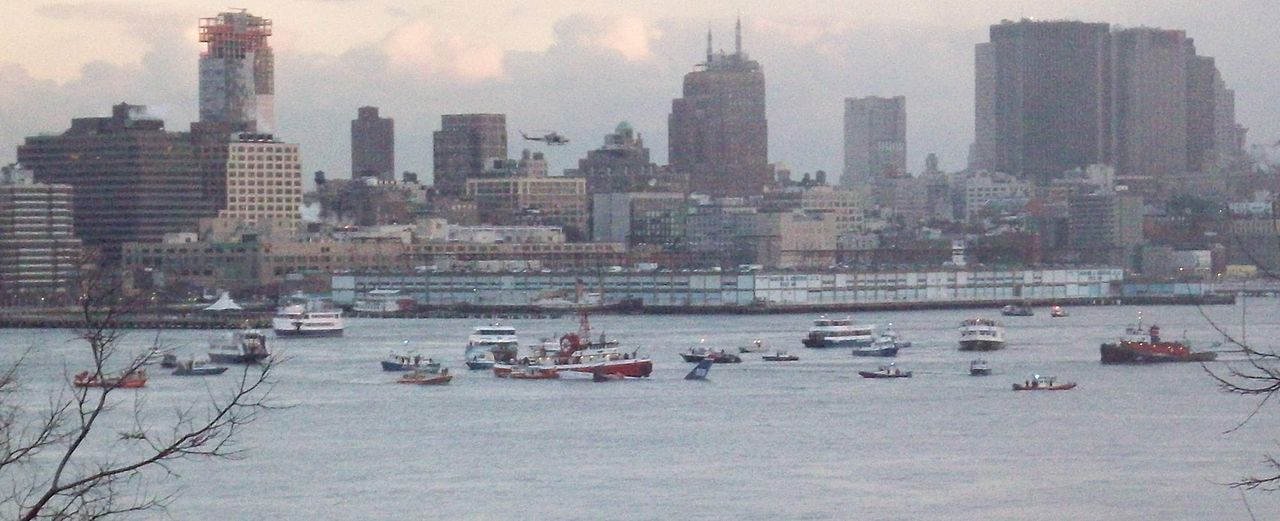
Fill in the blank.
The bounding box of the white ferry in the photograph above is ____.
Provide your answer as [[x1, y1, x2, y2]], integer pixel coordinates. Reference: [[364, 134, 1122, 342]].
[[801, 317, 876, 348], [958, 318, 1006, 351], [465, 323, 519, 370], [272, 298, 345, 338]]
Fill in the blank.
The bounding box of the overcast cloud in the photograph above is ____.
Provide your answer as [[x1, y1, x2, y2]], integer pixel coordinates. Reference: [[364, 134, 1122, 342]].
[[0, 1, 1275, 183]]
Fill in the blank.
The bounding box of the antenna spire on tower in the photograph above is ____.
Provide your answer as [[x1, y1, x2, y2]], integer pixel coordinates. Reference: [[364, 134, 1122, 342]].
[[735, 14, 742, 55], [706, 24, 713, 63]]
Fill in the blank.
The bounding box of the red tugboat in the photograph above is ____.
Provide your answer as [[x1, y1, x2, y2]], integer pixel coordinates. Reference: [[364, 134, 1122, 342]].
[[73, 369, 147, 389], [492, 308, 653, 378], [1099, 317, 1218, 364]]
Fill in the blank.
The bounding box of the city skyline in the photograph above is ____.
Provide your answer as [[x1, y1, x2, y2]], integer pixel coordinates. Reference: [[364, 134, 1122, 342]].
[[0, 2, 1275, 182]]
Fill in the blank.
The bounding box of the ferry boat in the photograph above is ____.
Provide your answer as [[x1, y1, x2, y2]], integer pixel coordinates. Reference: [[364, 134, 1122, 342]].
[[801, 317, 876, 348], [1099, 318, 1217, 364], [272, 297, 344, 337], [208, 329, 270, 364], [958, 318, 1006, 351], [465, 323, 520, 370], [492, 310, 652, 378]]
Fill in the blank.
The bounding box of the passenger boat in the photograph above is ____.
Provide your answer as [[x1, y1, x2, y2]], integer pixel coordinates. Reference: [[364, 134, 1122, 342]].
[[272, 296, 345, 338], [464, 323, 520, 370], [381, 351, 441, 372], [73, 369, 147, 389], [172, 360, 228, 376], [969, 359, 992, 376], [738, 339, 769, 353], [1012, 375, 1076, 391], [762, 351, 799, 362], [497, 365, 559, 380], [680, 347, 742, 364], [492, 310, 652, 378], [858, 364, 912, 379], [959, 318, 1006, 351], [208, 329, 270, 364], [398, 368, 452, 385], [1001, 303, 1034, 317], [1099, 318, 1217, 364], [1050, 305, 1069, 318], [802, 317, 876, 348]]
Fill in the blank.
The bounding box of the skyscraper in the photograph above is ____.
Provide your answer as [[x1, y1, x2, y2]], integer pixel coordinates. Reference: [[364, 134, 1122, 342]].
[[1109, 28, 1192, 181], [351, 106, 395, 180], [0, 164, 81, 300], [199, 10, 274, 133], [669, 18, 769, 197], [980, 20, 1112, 184], [432, 114, 507, 196], [970, 43, 997, 171], [842, 96, 907, 187]]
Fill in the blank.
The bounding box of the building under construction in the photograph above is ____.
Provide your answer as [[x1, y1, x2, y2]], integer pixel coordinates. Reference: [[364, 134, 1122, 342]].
[[199, 10, 274, 133]]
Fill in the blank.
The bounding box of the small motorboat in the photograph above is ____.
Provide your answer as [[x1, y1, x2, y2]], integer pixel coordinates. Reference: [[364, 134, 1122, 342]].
[[1013, 375, 1076, 391], [499, 365, 560, 380], [738, 340, 769, 353], [851, 337, 899, 357], [681, 348, 742, 364], [398, 368, 452, 385], [1050, 305, 1069, 318], [172, 360, 229, 376], [685, 359, 713, 381], [381, 351, 441, 372], [858, 364, 912, 379], [1001, 303, 1034, 317], [969, 359, 992, 376], [762, 351, 799, 362], [73, 369, 147, 389]]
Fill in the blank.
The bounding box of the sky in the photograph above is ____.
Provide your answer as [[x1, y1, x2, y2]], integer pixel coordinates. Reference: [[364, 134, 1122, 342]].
[[0, 1, 1275, 183]]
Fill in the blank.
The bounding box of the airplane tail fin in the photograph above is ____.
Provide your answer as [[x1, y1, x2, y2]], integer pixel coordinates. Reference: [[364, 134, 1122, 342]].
[[685, 359, 713, 380]]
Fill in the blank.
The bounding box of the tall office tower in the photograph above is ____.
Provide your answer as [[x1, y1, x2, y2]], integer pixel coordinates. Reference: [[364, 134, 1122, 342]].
[[970, 43, 997, 171], [842, 96, 907, 187], [351, 106, 395, 180], [199, 10, 274, 133], [432, 114, 507, 196], [0, 164, 82, 299], [982, 20, 1111, 185], [1185, 55, 1219, 172], [669, 18, 770, 197], [16, 104, 220, 262], [1109, 28, 1192, 181]]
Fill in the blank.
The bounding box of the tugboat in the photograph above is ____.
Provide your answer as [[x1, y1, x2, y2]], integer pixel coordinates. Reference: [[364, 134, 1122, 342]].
[[802, 317, 876, 348], [858, 363, 912, 379], [464, 323, 519, 370], [208, 329, 270, 364], [1099, 317, 1217, 364], [1012, 374, 1076, 391], [492, 308, 653, 378], [968, 359, 992, 376], [959, 318, 1006, 351]]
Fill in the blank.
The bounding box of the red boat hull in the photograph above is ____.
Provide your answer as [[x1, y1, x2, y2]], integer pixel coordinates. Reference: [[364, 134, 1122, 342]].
[[493, 359, 652, 378]]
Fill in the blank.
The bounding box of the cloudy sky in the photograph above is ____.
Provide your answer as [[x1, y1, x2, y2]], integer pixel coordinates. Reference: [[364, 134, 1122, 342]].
[[0, 1, 1274, 183]]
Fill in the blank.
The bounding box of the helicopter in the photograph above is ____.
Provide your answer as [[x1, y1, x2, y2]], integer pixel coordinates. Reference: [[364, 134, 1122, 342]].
[[520, 130, 569, 145]]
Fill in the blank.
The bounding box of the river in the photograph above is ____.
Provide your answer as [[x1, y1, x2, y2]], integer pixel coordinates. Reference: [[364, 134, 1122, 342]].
[[4, 301, 1280, 520]]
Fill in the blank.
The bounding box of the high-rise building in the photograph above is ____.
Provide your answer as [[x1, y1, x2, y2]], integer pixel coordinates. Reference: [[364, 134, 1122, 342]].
[[842, 96, 907, 187], [199, 10, 274, 133], [218, 134, 303, 230], [465, 177, 588, 241], [981, 20, 1112, 184], [433, 114, 507, 196], [970, 43, 997, 171], [1109, 28, 1192, 182], [0, 164, 81, 300], [575, 122, 685, 194], [352, 106, 394, 180], [669, 18, 769, 197], [17, 104, 221, 262]]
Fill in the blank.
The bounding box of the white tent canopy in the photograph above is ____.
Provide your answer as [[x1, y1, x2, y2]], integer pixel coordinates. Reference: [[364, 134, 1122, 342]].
[[203, 292, 243, 311]]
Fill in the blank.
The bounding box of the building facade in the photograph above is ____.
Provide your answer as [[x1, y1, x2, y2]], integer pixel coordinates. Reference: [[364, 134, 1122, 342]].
[[351, 106, 394, 179], [669, 20, 770, 197], [842, 96, 907, 187], [217, 134, 303, 230], [573, 122, 686, 195], [432, 114, 507, 196], [465, 177, 588, 241], [1109, 28, 1191, 184], [0, 165, 81, 300], [591, 192, 686, 246], [17, 104, 221, 262], [198, 10, 274, 133]]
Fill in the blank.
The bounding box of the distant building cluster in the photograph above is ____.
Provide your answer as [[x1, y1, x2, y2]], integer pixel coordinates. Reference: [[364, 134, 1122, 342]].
[[2, 12, 1274, 302]]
